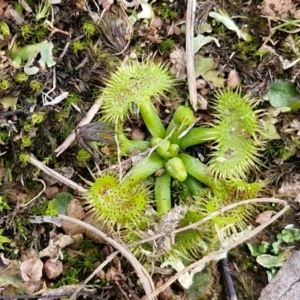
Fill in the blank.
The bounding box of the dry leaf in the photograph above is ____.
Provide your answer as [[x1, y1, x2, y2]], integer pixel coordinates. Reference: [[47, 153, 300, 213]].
[[39, 233, 83, 259], [20, 250, 43, 283], [98, 0, 113, 10], [131, 128, 145, 141], [170, 47, 186, 79], [255, 211, 273, 224], [0, 166, 5, 180], [196, 94, 208, 110], [67, 198, 85, 220], [278, 181, 300, 202], [44, 186, 59, 199], [227, 69, 241, 89], [260, 0, 295, 19], [43, 259, 63, 279]]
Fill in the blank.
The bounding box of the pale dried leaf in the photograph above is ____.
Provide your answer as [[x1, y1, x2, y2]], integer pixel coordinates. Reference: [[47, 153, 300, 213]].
[[278, 181, 300, 202], [98, 0, 113, 10], [20, 250, 43, 282], [227, 69, 241, 88], [260, 0, 295, 18], [67, 198, 85, 220], [196, 94, 208, 110], [169, 47, 186, 79], [43, 259, 63, 279], [255, 211, 273, 224]]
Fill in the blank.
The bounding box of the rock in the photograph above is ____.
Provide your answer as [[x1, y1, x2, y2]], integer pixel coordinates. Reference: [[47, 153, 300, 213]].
[[259, 251, 300, 300]]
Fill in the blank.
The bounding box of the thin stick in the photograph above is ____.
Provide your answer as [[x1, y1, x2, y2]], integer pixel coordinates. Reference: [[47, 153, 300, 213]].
[[20, 178, 46, 207], [127, 198, 288, 248], [186, 0, 198, 110], [54, 97, 104, 156], [58, 215, 155, 300], [148, 199, 289, 298], [29, 154, 86, 194]]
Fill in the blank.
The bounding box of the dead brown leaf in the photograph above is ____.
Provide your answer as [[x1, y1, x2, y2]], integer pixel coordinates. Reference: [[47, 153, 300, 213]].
[[170, 47, 186, 79], [260, 0, 295, 18], [98, 0, 114, 10], [255, 211, 273, 224], [0, 0, 8, 15], [20, 249, 43, 283], [44, 186, 59, 199], [43, 259, 63, 279], [227, 69, 241, 89], [278, 181, 300, 202]]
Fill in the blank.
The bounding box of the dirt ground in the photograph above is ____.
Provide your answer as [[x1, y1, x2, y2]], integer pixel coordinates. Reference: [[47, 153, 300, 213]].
[[1, 0, 300, 299]]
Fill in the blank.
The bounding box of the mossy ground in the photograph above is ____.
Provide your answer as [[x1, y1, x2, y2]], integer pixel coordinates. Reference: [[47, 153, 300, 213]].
[[0, 0, 300, 299]]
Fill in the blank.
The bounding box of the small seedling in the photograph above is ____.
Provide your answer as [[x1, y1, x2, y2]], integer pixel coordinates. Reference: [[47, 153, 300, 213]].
[[11, 40, 56, 75], [247, 225, 300, 281], [0, 229, 11, 250]]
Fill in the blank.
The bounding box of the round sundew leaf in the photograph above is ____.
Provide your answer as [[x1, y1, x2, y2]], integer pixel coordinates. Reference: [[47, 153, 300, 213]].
[[101, 60, 175, 123], [208, 89, 263, 180], [85, 174, 151, 228]]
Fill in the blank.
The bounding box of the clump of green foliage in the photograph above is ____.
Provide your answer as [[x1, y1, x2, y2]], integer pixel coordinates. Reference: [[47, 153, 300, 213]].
[[0, 21, 10, 36], [0, 78, 11, 91], [248, 225, 300, 281], [71, 40, 87, 55], [81, 18, 97, 38], [155, 2, 179, 19]]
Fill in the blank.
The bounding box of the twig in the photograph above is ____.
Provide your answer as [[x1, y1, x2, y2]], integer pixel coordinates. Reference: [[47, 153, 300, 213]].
[[186, 0, 198, 110], [29, 154, 86, 193], [0, 109, 31, 118], [58, 215, 155, 300], [20, 178, 46, 207], [147, 198, 289, 298], [127, 198, 288, 248], [54, 97, 103, 156]]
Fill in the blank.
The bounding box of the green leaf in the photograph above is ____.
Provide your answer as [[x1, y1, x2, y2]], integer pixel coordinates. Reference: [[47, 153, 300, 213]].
[[194, 55, 224, 87], [247, 242, 264, 257], [267, 80, 300, 109], [0, 229, 11, 250], [195, 55, 215, 76], [256, 252, 288, 268], [11, 41, 56, 75], [277, 228, 295, 243], [257, 241, 270, 254], [51, 192, 73, 215], [193, 34, 220, 54], [272, 241, 281, 255], [293, 229, 300, 241], [0, 96, 18, 110]]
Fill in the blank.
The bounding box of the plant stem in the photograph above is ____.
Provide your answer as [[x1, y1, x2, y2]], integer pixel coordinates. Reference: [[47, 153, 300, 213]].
[[122, 152, 164, 187], [155, 172, 172, 215], [178, 153, 213, 188], [118, 130, 150, 154], [165, 105, 195, 144], [180, 127, 219, 149], [139, 100, 165, 138], [165, 119, 182, 144], [182, 175, 206, 196]]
